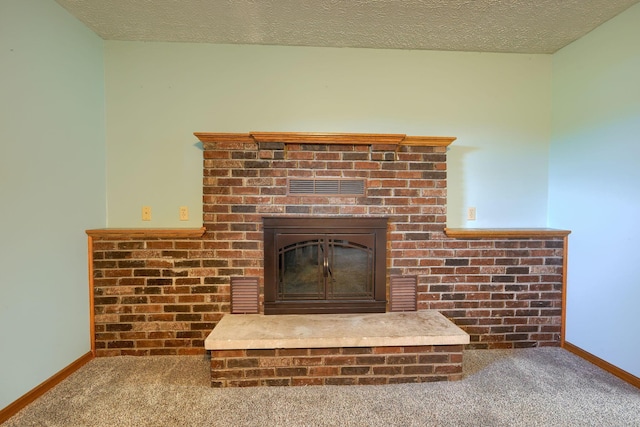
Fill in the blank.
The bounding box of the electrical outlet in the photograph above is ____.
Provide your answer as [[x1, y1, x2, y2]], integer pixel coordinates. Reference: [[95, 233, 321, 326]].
[[467, 207, 477, 221], [179, 206, 189, 221], [142, 206, 152, 221]]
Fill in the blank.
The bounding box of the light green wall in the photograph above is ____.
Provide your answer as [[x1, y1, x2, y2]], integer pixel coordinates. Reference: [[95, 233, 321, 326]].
[[0, 0, 106, 409], [6, 0, 636, 410], [549, 3, 640, 376], [104, 43, 552, 228]]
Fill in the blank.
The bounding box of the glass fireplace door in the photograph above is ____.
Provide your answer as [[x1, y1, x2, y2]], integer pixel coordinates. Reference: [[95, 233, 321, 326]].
[[277, 234, 375, 302], [326, 238, 373, 299], [263, 216, 387, 314]]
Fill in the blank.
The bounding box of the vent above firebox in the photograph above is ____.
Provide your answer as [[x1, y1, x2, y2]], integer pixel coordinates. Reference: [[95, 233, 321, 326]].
[[288, 179, 365, 196]]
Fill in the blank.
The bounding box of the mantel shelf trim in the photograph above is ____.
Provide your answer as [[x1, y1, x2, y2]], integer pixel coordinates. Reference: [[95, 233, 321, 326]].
[[194, 132, 456, 147]]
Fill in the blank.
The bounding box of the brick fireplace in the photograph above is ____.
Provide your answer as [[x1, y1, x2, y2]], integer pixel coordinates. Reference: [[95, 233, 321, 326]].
[[87, 131, 569, 357], [198, 132, 453, 314]]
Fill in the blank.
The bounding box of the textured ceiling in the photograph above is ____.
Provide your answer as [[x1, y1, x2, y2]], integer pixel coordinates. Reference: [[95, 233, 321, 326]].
[[55, 0, 639, 54]]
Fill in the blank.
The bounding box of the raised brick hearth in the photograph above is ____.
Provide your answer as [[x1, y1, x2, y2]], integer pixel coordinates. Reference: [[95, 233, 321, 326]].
[[205, 311, 469, 386], [87, 132, 569, 357], [210, 345, 465, 386]]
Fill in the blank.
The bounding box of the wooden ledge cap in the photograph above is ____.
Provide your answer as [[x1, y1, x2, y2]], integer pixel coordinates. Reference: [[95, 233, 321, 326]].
[[445, 228, 571, 239], [194, 132, 456, 147], [86, 227, 206, 239]]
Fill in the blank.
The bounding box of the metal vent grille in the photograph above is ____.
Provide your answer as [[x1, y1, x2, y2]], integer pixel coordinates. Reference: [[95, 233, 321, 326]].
[[231, 277, 259, 314], [288, 179, 365, 196], [390, 275, 417, 312]]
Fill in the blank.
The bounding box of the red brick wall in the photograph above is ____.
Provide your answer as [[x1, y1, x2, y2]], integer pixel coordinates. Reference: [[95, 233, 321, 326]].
[[210, 345, 464, 387], [92, 237, 224, 356], [90, 136, 564, 355], [425, 238, 563, 348]]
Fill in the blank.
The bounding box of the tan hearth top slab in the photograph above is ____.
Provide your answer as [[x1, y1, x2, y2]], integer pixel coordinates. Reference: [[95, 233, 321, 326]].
[[205, 310, 469, 350]]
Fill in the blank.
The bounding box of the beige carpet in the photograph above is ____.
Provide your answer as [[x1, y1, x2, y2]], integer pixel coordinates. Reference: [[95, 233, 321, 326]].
[[4, 348, 640, 426]]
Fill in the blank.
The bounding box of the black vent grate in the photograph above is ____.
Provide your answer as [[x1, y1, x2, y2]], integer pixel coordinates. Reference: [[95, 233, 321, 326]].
[[288, 179, 365, 196]]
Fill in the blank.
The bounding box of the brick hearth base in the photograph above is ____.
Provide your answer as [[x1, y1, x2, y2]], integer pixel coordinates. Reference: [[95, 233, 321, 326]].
[[205, 311, 469, 387], [210, 345, 465, 387]]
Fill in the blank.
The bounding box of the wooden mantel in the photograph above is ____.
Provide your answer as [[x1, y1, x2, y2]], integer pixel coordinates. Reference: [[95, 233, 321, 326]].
[[194, 131, 456, 147]]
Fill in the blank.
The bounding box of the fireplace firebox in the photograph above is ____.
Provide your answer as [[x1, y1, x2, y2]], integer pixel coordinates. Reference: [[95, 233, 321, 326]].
[[263, 217, 388, 314]]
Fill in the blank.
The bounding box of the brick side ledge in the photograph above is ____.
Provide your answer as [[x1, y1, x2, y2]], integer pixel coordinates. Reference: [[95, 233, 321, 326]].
[[445, 228, 571, 239], [86, 227, 206, 239]]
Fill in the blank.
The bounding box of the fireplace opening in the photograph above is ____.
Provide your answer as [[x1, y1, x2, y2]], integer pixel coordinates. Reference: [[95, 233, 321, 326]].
[[263, 217, 388, 314]]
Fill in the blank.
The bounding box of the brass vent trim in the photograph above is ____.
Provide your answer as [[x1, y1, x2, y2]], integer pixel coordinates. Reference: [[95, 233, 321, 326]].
[[288, 179, 365, 196]]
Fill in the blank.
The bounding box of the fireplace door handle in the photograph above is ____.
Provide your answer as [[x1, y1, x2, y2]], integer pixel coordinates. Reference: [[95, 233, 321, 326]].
[[323, 257, 329, 278]]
